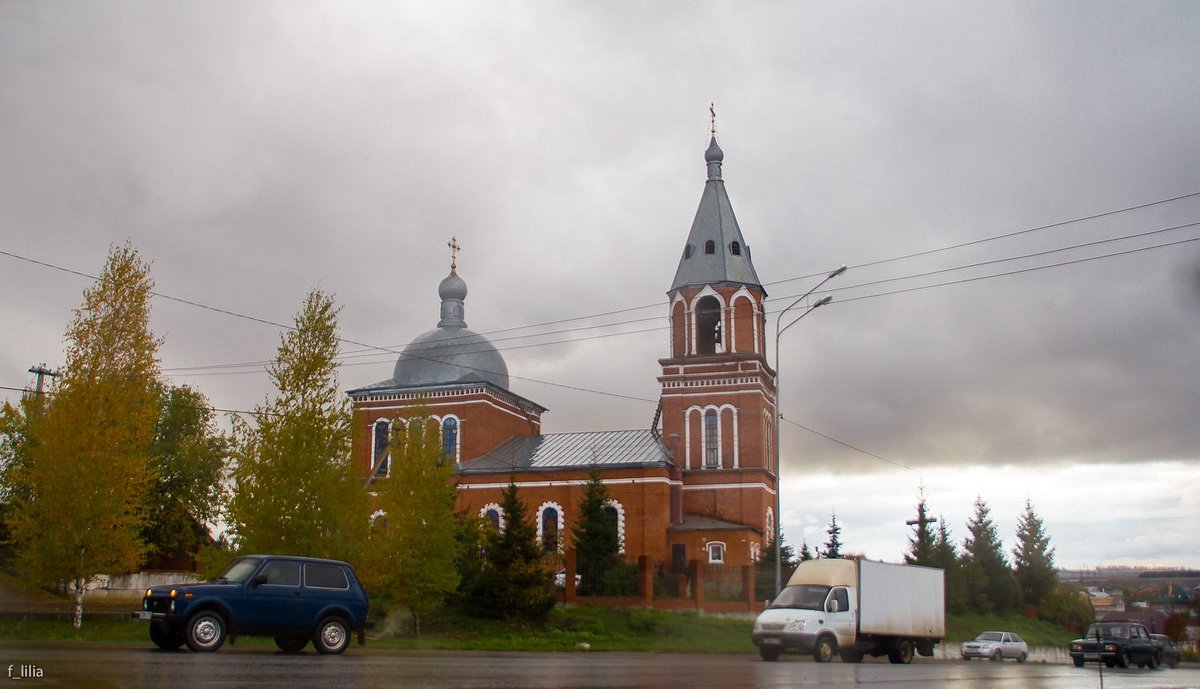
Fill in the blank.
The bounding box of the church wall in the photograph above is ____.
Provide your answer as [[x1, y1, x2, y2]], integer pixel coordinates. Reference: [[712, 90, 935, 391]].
[[351, 389, 541, 475], [681, 477, 773, 531], [455, 466, 674, 565], [669, 528, 759, 570]]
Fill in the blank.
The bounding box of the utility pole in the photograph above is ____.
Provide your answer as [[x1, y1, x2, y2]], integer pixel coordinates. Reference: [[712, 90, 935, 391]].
[[28, 363, 58, 395]]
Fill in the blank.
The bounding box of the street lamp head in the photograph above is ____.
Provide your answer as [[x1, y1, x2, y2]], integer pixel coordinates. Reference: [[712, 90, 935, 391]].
[[828, 265, 847, 278], [814, 295, 833, 307]]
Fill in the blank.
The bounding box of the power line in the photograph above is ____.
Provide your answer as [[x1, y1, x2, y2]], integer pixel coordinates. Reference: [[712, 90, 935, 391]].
[[158, 218, 1200, 378], [767, 189, 1200, 288], [9, 189, 1199, 368], [5, 195, 1199, 403], [780, 415, 918, 473], [835, 235, 1200, 305]]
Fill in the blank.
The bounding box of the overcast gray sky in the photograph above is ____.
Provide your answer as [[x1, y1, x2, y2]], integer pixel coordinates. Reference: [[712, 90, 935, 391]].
[[3, 1, 1198, 569]]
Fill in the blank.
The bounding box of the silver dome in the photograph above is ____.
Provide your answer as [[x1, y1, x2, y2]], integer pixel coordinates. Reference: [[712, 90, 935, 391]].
[[392, 326, 510, 389], [391, 265, 510, 390]]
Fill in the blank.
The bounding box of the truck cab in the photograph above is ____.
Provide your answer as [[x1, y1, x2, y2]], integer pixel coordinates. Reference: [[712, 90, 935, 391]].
[[752, 570, 857, 662]]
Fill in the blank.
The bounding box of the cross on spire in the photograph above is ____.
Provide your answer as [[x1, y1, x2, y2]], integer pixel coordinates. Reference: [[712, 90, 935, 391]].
[[448, 236, 461, 270], [709, 103, 717, 136]]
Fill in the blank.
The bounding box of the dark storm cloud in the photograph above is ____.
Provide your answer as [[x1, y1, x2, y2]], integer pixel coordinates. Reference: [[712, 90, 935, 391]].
[[2, 1, 1197, 566]]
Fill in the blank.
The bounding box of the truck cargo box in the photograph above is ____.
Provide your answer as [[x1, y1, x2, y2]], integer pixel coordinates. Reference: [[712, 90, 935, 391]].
[[857, 559, 944, 638]]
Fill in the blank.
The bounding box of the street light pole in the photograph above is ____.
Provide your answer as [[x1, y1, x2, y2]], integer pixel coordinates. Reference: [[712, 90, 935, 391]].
[[772, 265, 845, 597]]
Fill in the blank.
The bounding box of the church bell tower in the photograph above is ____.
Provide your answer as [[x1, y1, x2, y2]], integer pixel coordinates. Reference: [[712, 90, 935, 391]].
[[658, 129, 778, 542]]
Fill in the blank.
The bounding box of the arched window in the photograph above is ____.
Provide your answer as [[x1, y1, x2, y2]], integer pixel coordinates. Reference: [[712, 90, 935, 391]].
[[764, 412, 773, 472], [730, 241, 741, 256], [704, 240, 715, 254], [541, 507, 559, 553], [602, 500, 626, 553], [695, 296, 721, 354], [683, 244, 693, 259], [372, 419, 390, 477], [482, 505, 503, 531], [441, 417, 458, 463], [704, 409, 719, 468]]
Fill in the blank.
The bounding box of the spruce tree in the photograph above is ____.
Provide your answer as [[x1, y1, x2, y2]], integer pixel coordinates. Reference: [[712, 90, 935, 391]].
[[465, 480, 554, 622], [7, 243, 160, 628], [1013, 499, 1057, 607], [798, 540, 814, 562], [932, 517, 967, 614], [821, 512, 843, 559], [571, 468, 620, 596], [755, 531, 796, 599], [961, 497, 1020, 613], [904, 489, 937, 566], [227, 290, 367, 563]]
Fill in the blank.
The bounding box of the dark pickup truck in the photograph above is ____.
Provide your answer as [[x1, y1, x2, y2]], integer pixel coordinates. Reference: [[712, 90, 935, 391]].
[[137, 554, 369, 654], [1069, 621, 1159, 669]]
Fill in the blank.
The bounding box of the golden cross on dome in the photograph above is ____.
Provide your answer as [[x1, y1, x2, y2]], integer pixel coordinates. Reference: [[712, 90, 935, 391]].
[[448, 236, 461, 270], [709, 103, 717, 136]]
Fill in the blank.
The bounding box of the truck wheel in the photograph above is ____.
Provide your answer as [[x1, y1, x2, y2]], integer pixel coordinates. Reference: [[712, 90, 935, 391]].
[[1146, 653, 1158, 670], [1118, 650, 1131, 668], [184, 611, 226, 652], [888, 639, 914, 664], [812, 636, 836, 663], [1073, 657, 1085, 668], [759, 646, 781, 662]]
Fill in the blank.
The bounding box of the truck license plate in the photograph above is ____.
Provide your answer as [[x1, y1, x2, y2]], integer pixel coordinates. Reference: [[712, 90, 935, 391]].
[[138, 611, 151, 620]]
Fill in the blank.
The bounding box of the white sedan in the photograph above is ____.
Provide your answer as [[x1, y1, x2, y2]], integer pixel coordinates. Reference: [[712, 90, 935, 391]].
[[961, 631, 1029, 662]]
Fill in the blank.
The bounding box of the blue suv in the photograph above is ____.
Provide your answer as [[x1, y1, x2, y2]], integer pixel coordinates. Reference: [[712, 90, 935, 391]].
[[138, 555, 369, 654]]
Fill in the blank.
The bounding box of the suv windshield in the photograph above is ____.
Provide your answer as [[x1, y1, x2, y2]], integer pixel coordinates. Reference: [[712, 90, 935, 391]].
[[770, 584, 830, 610], [215, 557, 262, 583]]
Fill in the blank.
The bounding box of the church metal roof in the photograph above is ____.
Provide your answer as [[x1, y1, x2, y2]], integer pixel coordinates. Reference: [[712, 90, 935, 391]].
[[456, 429, 670, 474], [669, 137, 764, 294]]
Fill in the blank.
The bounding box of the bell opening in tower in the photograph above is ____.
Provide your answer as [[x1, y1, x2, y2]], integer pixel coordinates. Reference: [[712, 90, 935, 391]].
[[695, 296, 722, 354]]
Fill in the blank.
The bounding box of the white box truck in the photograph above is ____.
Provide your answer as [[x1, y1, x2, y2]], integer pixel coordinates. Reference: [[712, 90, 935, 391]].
[[752, 558, 944, 663]]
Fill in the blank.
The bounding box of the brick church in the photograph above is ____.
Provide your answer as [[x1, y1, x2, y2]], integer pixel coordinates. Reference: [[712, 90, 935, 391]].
[[348, 134, 777, 576]]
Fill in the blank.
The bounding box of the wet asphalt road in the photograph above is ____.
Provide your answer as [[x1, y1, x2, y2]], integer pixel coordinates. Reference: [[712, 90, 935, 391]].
[[0, 641, 1197, 689]]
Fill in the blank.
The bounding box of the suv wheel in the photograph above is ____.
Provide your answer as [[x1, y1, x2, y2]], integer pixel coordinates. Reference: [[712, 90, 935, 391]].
[[274, 636, 308, 653], [149, 623, 184, 650], [313, 616, 350, 655], [185, 611, 226, 652]]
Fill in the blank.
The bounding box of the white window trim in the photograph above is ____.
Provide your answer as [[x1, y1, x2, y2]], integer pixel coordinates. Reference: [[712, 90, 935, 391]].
[[438, 413, 462, 464], [480, 503, 505, 531], [536, 501, 565, 553], [604, 499, 627, 554], [707, 541, 727, 564], [688, 287, 725, 355], [685, 404, 740, 469], [729, 288, 760, 355], [371, 418, 393, 477]]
